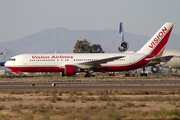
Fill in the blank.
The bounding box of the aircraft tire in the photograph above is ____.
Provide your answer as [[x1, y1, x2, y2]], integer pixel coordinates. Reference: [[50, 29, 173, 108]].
[[151, 66, 159, 74], [140, 73, 147, 77]]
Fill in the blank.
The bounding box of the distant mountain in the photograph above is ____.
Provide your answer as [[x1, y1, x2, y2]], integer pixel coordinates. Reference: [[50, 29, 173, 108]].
[[0, 28, 179, 61]]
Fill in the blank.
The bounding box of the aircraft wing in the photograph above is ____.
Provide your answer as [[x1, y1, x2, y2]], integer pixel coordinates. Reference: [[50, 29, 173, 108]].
[[0, 62, 5, 66], [145, 55, 174, 62], [76, 56, 125, 69]]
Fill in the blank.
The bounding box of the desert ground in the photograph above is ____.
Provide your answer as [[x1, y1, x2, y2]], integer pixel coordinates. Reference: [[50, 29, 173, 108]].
[[0, 72, 180, 120]]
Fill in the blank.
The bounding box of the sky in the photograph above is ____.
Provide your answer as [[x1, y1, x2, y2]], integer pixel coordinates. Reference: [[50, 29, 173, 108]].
[[0, 0, 180, 43]]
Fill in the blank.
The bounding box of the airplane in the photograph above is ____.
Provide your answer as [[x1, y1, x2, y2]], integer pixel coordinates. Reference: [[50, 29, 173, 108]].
[[154, 49, 180, 75], [162, 49, 180, 69], [5, 22, 174, 77]]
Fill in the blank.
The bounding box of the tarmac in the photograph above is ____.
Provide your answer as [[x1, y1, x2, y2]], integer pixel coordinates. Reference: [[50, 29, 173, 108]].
[[0, 80, 179, 89]]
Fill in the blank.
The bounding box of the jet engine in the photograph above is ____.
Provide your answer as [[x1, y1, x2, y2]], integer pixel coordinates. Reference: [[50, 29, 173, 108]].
[[118, 41, 129, 52], [64, 65, 80, 76], [118, 22, 129, 52], [151, 66, 159, 74]]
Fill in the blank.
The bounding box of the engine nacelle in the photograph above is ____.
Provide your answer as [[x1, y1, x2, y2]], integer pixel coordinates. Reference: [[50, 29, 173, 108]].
[[64, 65, 80, 76], [151, 66, 159, 74], [118, 41, 129, 52]]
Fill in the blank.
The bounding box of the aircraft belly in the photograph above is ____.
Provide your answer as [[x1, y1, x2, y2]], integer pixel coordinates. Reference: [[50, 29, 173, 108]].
[[7, 66, 64, 72]]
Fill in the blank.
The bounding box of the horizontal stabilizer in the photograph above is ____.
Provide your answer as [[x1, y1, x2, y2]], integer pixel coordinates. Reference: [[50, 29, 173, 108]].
[[145, 55, 174, 62]]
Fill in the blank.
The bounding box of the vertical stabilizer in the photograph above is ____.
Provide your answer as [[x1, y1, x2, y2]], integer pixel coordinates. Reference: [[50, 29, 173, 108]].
[[119, 22, 124, 41], [136, 22, 174, 56]]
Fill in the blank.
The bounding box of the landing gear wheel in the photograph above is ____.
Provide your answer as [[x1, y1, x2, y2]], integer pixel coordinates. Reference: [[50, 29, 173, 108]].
[[140, 67, 147, 77], [109, 72, 115, 76], [151, 66, 159, 74], [140, 73, 147, 77], [84, 71, 90, 77], [125, 73, 130, 77], [62, 72, 65, 77]]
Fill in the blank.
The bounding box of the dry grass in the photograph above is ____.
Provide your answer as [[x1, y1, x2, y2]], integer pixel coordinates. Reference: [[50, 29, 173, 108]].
[[0, 88, 180, 119], [1, 72, 180, 83]]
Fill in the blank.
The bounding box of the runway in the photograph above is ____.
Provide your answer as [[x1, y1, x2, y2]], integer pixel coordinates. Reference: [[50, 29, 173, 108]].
[[0, 80, 180, 89], [1, 80, 180, 85], [0, 85, 179, 89]]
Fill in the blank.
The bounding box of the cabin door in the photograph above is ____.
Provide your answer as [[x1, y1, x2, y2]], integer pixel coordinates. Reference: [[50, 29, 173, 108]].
[[129, 56, 135, 64]]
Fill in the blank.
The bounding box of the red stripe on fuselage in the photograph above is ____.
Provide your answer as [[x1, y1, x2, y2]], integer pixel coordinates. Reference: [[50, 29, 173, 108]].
[[8, 66, 64, 73]]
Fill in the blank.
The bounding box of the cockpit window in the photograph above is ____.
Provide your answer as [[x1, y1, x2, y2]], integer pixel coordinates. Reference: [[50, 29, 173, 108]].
[[9, 58, 16, 61]]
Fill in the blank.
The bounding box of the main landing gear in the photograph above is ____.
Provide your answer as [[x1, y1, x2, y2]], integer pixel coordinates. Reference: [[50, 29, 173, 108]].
[[140, 67, 147, 77], [140, 66, 160, 77], [151, 66, 159, 74], [84, 71, 91, 77], [84, 69, 94, 77]]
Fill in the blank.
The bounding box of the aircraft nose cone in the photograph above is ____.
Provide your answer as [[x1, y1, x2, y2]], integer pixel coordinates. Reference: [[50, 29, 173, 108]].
[[4, 62, 8, 67], [4, 61, 11, 67]]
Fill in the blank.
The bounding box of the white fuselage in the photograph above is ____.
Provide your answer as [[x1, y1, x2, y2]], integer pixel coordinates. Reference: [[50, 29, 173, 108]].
[[5, 52, 150, 73]]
